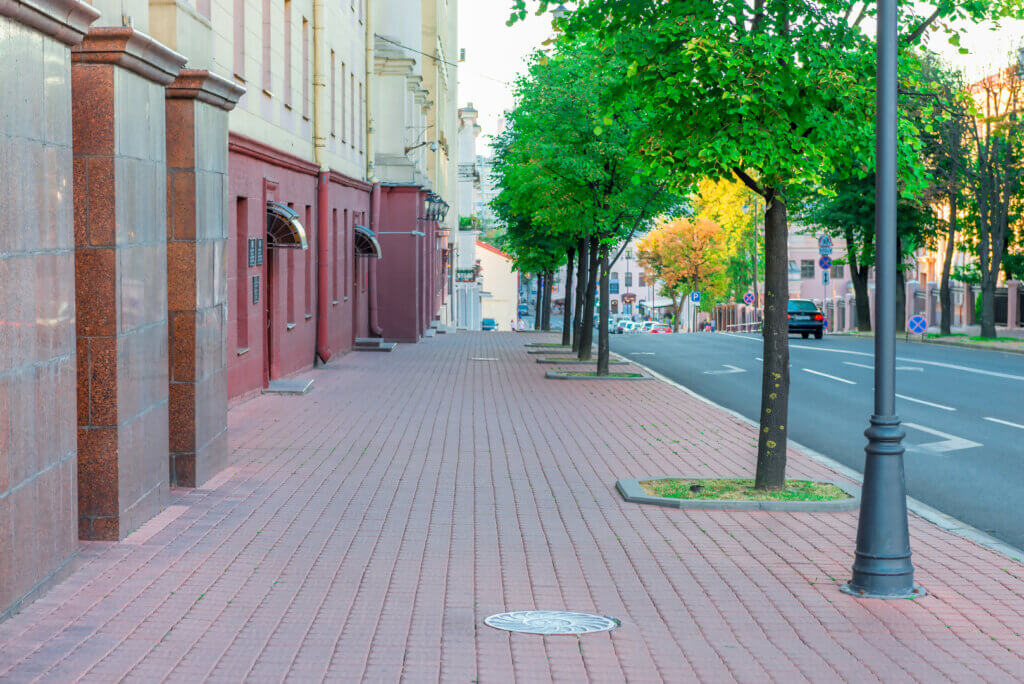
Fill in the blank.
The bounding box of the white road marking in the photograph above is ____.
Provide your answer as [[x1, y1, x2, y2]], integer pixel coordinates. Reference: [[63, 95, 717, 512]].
[[755, 357, 763, 361], [704, 364, 746, 375], [726, 335, 1024, 381], [803, 369, 856, 385], [843, 361, 923, 371], [984, 417, 1024, 430], [904, 423, 982, 453], [629, 352, 656, 356], [472, 357, 499, 361], [895, 394, 956, 411]]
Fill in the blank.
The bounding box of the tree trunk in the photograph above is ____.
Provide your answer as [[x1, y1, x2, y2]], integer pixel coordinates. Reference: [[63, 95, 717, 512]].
[[597, 249, 611, 375], [671, 295, 681, 332], [895, 240, 906, 334], [940, 194, 957, 335], [755, 192, 790, 490], [578, 237, 599, 360], [541, 270, 552, 331], [980, 277, 998, 338], [572, 238, 588, 352], [534, 274, 542, 330], [562, 249, 575, 346]]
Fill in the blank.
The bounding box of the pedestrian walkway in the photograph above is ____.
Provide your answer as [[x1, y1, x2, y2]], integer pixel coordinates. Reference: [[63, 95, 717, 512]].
[[1, 333, 1023, 682]]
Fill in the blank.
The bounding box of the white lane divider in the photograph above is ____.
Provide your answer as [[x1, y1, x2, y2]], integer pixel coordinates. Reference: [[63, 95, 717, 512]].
[[802, 368, 856, 385], [629, 352, 656, 356], [904, 423, 982, 453], [984, 417, 1024, 430], [895, 393, 956, 411], [843, 361, 923, 372], [704, 364, 745, 375]]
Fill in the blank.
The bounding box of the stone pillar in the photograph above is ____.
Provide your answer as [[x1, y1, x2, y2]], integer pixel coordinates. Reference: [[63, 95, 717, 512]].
[[1007, 281, 1020, 329], [71, 28, 185, 540], [0, 0, 98, 619], [905, 280, 917, 321], [165, 71, 243, 487]]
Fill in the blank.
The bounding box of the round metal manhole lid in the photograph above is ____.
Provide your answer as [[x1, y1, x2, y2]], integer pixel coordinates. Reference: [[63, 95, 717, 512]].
[[484, 611, 619, 635]]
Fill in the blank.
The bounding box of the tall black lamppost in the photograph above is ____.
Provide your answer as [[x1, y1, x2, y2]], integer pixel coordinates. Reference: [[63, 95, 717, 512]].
[[843, 0, 922, 600]]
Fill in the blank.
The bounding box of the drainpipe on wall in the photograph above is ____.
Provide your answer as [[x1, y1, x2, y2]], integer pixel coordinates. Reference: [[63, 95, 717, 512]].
[[313, 0, 332, 363], [368, 182, 384, 337], [365, 0, 375, 183]]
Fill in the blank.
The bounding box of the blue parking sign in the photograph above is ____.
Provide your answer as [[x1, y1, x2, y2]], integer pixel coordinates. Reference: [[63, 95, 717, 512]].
[[690, 291, 701, 303]]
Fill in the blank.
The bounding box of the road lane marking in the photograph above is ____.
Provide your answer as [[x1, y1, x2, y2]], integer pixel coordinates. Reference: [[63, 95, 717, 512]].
[[755, 357, 763, 361], [895, 394, 956, 411], [904, 423, 982, 453], [629, 352, 656, 356], [803, 369, 856, 384], [984, 417, 1024, 430], [843, 361, 923, 371], [729, 336, 1024, 381], [704, 364, 745, 375]]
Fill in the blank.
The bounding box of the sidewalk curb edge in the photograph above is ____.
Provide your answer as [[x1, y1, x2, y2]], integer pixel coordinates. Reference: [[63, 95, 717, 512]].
[[615, 352, 1024, 565]]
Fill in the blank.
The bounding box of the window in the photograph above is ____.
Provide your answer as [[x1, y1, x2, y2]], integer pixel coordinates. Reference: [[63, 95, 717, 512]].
[[261, 0, 271, 91], [611, 272, 619, 281], [625, 272, 633, 287], [340, 62, 346, 142], [831, 263, 844, 278], [800, 260, 815, 278], [283, 0, 292, 106], [358, 82, 364, 154], [350, 73, 355, 148], [332, 209, 339, 302], [610, 280, 620, 295], [304, 205, 312, 316], [639, 272, 646, 287], [301, 18, 309, 117], [235, 198, 248, 348], [343, 209, 350, 297], [233, 0, 245, 78], [330, 51, 336, 136]]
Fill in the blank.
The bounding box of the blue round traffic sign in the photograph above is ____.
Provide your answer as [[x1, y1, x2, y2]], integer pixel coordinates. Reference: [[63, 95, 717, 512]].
[[819, 255, 832, 270], [907, 315, 927, 334], [743, 292, 754, 305]]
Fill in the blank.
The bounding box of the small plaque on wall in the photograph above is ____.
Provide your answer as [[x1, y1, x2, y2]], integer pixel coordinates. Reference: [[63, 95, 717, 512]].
[[252, 275, 260, 304], [248, 238, 257, 267], [256, 238, 264, 265]]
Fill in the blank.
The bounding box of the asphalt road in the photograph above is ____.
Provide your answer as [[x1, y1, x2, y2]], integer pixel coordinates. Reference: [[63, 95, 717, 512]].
[[611, 331, 1024, 550]]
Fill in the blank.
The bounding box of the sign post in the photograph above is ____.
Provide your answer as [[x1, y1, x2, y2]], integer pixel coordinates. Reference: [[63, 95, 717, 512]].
[[906, 315, 927, 342], [690, 291, 701, 332]]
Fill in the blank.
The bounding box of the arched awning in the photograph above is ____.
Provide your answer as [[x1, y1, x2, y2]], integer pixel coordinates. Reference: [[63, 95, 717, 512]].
[[266, 201, 308, 250], [354, 224, 382, 259]]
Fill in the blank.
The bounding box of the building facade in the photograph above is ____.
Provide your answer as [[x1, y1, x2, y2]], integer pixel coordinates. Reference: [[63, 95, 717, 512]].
[[0, 0, 457, 620]]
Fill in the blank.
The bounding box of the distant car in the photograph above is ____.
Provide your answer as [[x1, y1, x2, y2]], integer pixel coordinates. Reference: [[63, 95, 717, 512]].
[[639, 321, 657, 333], [613, 320, 631, 334], [481, 318, 497, 331], [787, 299, 824, 339], [649, 323, 672, 334], [517, 303, 528, 316], [623, 322, 640, 334]]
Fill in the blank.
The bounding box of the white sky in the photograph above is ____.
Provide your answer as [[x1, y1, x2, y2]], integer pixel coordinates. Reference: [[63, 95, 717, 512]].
[[456, 5, 1024, 154], [457, 3, 556, 148]]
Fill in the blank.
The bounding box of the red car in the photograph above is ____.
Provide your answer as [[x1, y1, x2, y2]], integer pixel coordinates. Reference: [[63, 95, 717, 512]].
[[649, 323, 673, 333]]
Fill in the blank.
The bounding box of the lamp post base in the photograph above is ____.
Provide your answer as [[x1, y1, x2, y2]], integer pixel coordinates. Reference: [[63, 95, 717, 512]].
[[841, 582, 926, 600]]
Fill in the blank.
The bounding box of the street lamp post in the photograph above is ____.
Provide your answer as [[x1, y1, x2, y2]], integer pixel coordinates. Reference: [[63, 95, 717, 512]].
[[843, 0, 922, 600]]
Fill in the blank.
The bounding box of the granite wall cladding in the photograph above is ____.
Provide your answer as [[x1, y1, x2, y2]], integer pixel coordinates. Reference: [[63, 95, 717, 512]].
[[0, 2, 98, 619], [71, 28, 184, 540], [166, 72, 241, 486]]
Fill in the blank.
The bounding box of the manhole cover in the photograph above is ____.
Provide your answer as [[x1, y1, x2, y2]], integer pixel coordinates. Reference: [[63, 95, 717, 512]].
[[484, 611, 619, 635]]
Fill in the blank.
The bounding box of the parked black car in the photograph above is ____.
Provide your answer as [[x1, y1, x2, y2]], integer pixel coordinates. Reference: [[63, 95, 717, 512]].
[[788, 299, 824, 339]]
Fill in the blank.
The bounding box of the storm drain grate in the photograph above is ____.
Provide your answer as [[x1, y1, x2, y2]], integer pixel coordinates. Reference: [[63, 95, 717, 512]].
[[484, 611, 619, 635]]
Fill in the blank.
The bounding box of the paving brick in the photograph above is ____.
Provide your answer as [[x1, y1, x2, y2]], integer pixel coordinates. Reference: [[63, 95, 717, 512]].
[[1, 332, 1023, 681]]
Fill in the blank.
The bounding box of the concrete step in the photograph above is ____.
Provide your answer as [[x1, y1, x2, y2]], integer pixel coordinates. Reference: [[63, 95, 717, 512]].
[[354, 337, 397, 352], [423, 329, 436, 338], [263, 378, 314, 395]]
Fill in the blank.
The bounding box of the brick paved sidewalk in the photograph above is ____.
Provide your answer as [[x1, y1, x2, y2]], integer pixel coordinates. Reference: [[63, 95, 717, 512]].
[[2, 332, 1024, 682]]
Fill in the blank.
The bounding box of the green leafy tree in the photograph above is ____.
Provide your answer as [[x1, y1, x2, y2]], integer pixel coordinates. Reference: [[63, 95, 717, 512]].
[[510, 0, 1010, 488]]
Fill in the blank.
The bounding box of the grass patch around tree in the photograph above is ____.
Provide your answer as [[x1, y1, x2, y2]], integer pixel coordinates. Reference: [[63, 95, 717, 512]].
[[639, 478, 851, 502]]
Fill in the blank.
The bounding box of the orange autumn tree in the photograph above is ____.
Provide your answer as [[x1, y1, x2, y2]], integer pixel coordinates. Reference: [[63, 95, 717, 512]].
[[637, 217, 724, 332]]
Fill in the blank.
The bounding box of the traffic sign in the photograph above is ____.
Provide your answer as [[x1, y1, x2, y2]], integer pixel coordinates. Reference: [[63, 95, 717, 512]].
[[907, 315, 927, 334], [822, 271, 830, 285], [743, 292, 755, 306], [818, 234, 833, 256], [690, 291, 701, 303], [819, 255, 832, 270]]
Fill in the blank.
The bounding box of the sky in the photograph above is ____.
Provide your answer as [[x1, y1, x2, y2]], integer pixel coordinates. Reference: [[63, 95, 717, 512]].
[[456, 3, 557, 148], [456, 5, 1024, 158]]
